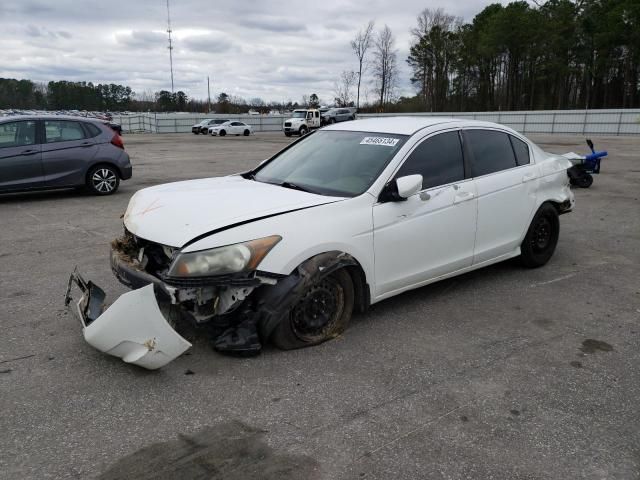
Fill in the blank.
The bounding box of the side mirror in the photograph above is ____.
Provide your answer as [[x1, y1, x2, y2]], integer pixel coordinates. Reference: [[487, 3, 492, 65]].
[[396, 174, 423, 198], [379, 174, 423, 202]]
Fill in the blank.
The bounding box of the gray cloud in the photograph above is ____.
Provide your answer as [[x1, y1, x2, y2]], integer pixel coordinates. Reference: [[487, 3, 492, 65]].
[[1, 0, 512, 103]]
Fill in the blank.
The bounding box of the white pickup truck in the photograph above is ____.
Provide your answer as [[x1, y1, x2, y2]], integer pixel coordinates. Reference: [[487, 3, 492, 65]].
[[283, 109, 321, 136]]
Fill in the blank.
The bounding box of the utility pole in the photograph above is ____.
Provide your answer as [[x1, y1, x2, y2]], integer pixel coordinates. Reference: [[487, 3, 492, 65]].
[[207, 76, 211, 113], [166, 0, 174, 93]]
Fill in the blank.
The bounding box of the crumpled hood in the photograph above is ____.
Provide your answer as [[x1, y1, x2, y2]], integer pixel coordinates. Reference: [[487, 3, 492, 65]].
[[124, 176, 341, 247]]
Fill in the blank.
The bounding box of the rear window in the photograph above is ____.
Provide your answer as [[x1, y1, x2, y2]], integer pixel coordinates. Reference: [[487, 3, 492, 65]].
[[45, 120, 86, 143], [465, 129, 517, 177], [85, 123, 102, 137], [510, 135, 530, 166]]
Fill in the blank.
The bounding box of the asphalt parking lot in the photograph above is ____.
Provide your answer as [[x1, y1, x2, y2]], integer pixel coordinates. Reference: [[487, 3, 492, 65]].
[[1, 131, 639, 480]]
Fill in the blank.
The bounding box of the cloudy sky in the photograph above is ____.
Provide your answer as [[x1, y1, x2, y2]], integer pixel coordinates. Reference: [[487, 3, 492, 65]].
[[1, 0, 508, 105]]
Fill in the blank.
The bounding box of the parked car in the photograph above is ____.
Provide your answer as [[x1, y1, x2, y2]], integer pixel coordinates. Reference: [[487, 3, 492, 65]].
[[0, 115, 131, 195], [209, 121, 253, 136], [192, 119, 229, 134], [66, 117, 574, 369], [321, 107, 356, 125]]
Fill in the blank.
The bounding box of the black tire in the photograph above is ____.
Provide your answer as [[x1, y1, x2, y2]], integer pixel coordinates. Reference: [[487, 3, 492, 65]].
[[299, 126, 308, 136], [86, 164, 120, 195], [285, 132, 292, 137], [520, 203, 559, 268], [329, 118, 335, 124], [577, 173, 593, 188], [219, 129, 226, 137], [244, 129, 250, 136], [272, 269, 354, 350], [192, 131, 199, 135]]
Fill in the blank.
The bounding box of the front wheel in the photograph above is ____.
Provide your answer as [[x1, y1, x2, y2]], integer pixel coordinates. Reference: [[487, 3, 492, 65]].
[[271, 269, 354, 350], [244, 129, 250, 136], [219, 129, 226, 137], [86, 165, 119, 195], [285, 132, 292, 137], [299, 126, 308, 136], [520, 203, 559, 268]]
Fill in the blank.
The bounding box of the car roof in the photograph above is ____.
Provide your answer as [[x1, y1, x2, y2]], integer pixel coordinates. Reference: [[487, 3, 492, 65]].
[[0, 114, 105, 124], [323, 116, 511, 135]]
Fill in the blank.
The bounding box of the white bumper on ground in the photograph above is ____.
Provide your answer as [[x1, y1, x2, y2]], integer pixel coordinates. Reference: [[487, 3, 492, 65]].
[[68, 278, 191, 370]]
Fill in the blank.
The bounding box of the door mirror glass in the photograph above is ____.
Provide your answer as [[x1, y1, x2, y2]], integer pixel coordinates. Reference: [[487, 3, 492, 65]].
[[396, 174, 423, 198]]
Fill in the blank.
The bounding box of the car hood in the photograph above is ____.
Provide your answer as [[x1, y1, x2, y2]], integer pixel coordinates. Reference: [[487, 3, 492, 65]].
[[123, 176, 343, 247]]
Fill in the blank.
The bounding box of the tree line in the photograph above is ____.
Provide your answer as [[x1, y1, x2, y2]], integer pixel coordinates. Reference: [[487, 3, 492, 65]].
[[347, 0, 640, 112]]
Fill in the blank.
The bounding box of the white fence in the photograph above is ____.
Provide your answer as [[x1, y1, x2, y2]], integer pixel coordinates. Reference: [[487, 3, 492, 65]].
[[113, 108, 640, 136]]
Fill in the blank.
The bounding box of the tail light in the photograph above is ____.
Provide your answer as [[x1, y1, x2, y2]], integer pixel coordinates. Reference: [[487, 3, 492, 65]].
[[111, 134, 124, 150]]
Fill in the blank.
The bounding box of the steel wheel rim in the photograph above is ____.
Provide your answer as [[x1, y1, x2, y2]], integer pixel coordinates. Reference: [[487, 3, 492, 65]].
[[92, 168, 117, 193], [531, 217, 552, 252], [291, 278, 344, 342]]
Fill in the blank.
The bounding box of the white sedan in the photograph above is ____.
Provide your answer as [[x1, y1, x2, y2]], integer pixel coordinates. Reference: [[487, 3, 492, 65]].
[[66, 117, 574, 369], [209, 121, 253, 136]]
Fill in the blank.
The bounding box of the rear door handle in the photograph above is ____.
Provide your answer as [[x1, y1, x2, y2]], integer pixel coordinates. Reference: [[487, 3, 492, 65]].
[[522, 172, 536, 183], [20, 149, 38, 156], [453, 191, 475, 204]]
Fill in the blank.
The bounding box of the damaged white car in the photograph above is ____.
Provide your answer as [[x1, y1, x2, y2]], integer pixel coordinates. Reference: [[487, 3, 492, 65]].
[[65, 117, 574, 369]]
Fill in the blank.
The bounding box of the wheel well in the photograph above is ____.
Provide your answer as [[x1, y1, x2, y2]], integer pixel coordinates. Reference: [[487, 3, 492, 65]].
[[86, 162, 122, 183], [344, 265, 370, 314]]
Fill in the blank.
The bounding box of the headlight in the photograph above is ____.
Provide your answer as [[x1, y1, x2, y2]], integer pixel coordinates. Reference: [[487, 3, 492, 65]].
[[167, 235, 281, 277]]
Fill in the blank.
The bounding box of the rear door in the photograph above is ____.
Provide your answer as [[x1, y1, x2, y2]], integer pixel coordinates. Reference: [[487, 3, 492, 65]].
[[463, 128, 538, 264], [41, 120, 99, 187], [0, 120, 43, 191], [373, 130, 477, 297]]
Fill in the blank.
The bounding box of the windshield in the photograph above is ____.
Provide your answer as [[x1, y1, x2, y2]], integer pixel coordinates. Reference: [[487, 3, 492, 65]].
[[291, 111, 306, 118], [253, 131, 408, 197]]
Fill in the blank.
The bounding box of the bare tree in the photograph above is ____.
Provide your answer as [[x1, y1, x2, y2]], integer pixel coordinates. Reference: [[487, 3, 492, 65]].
[[350, 20, 375, 110], [333, 71, 358, 107], [372, 25, 398, 110]]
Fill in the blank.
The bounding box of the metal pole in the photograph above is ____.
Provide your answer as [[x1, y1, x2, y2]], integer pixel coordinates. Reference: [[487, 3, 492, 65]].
[[166, 0, 174, 93], [207, 76, 211, 113]]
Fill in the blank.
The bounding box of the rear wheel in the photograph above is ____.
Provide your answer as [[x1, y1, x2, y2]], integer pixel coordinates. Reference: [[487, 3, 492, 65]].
[[86, 165, 119, 195], [576, 173, 593, 188], [520, 203, 559, 268], [271, 269, 354, 350]]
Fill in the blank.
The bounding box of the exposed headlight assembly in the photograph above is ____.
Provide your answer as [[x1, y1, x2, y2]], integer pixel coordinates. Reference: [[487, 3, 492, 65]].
[[168, 235, 281, 277]]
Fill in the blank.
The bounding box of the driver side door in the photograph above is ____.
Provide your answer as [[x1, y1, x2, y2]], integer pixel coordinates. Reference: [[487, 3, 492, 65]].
[[372, 130, 478, 298]]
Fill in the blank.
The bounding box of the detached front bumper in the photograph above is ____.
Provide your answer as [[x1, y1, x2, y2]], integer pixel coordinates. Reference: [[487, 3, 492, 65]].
[[64, 270, 191, 370]]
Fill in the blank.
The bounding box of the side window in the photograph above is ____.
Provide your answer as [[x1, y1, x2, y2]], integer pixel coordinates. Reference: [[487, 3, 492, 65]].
[[395, 131, 465, 190], [45, 120, 86, 143], [510, 135, 530, 166], [465, 129, 517, 177], [84, 123, 102, 138], [231, 122, 242, 126], [0, 121, 37, 148]]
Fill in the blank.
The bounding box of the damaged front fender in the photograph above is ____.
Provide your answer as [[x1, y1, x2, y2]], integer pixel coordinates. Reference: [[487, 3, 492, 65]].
[[254, 251, 364, 340], [65, 271, 191, 370]]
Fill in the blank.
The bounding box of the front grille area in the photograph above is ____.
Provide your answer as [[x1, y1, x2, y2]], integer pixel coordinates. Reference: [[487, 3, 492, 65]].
[[284, 122, 291, 127]]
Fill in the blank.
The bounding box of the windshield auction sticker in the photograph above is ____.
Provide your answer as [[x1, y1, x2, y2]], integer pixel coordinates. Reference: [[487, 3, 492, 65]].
[[360, 136, 400, 147]]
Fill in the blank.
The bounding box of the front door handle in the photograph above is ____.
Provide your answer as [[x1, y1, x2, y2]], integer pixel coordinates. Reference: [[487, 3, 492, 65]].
[[80, 142, 94, 148], [20, 149, 38, 156], [453, 191, 475, 204]]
